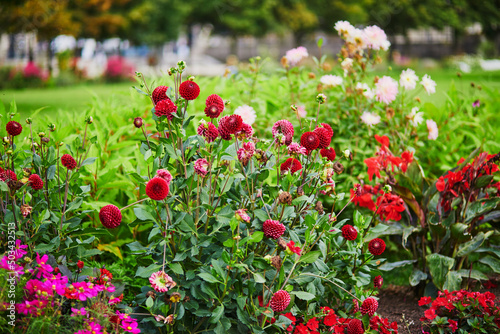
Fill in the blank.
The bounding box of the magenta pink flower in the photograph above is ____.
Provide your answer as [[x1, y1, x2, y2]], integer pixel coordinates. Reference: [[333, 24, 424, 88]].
[[14, 239, 28, 259], [149, 271, 176, 292], [71, 307, 88, 317], [237, 141, 255, 166], [194, 158, 210, 177], [156, 169, 172, 185], [235, 209, 251, 223], [34, 253, 53, 278], [287, 142, 307, 156]]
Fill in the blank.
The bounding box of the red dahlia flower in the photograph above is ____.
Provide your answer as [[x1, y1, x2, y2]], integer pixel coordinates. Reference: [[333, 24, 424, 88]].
[[270, 290, 291, 312], [361, 297, 378, 316], [204, 94, 224, 118], [152, 85, 169, 104], [320, 147, 336, 161], [28, 174, 44, 190], [197, 120, 219, 143], [99, 205, 122, 228], [154, 99, 177, 120], [280, 158, 302, 174], [272, 120, 294, 146], [313, 127, 332, 149], [347, 319, 364, 334], [263, 219, 285, 239], [146, 177, 170, 200], [61, 154, 77, 170], [368, 238, 386, 256], [342, 224, 358, 241], [179, 80, 200, 100], [300, 132, 320, 152], [6, 121, 23, 136]]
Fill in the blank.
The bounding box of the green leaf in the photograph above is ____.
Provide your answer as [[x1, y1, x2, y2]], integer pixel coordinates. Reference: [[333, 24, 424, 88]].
[[456, 232, 485, 257], [426, 254, 455, 290], [81, 157, 97, 166], [210, 305, 224, 324], [443, 271, 462, 292], [136, 264, 162, 278], [134, 207, 156, 221], [299, 251, 321, 264], [475, 175, 494, 188], [409, 269, 428, 286], [291, 291, 315, 301], [145, 296, 154, 308], [465, 198, 500, 223], [0, 181, 8, 191], [248, 231, 264, 244], [479, 255, 500, 274], [253, 272, 266, 283], [169, 262, 184, 275], [379, 260, 416, 271], [455, 269, 488, 281], [198, 272, 222, 283]]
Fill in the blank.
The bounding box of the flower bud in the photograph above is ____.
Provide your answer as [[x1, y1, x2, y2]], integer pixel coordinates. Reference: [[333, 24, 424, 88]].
[[48, 124, 56, 132], [134, 117, 143, 128], [316, 93, 327, 104], [188, 76, 195, 81], [177, 60, 186, 69], [383, 184, 392, 193], [38, 132, 45, 138], [86, 116, 93, 124], [26, 118, 32, 124]]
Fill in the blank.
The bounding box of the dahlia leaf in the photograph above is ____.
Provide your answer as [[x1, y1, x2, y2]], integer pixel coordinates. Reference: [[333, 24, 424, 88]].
[[210, 305, 225, 324], [81, 157, 97, 166], [378, 260, 416, 271], [253, 273, 266, 283], [198, 272, 222, 284], [456, 232, 486, 257], [135, 264, 162, 278], [0, 181, 7, 192], [169, 262, 184, 275], [248, 231, 264, 244], [299, 251, 321, 264], [291, 291, 315, 301], [133, 207, 155, 222]]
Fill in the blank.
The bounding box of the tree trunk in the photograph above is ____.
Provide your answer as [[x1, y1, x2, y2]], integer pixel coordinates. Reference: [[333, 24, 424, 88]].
[[47, 39, 53, 75]]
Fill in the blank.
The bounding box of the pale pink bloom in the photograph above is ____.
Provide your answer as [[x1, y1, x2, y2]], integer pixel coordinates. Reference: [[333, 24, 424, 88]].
[[156, 169, 172, 185], [421, 74, 436, 95], [149, 271, 176, 293], [320, 75, 343, 87], [399, 69, 418, 90], [285, 46, 308, 66], [363, 25, 389, 51], [341, 58, 353, 71], [296, 105, 307, 118], [287, 142, 307, 156], [334, 21, 355, 37], [375, 76, 398, 104], [360, 112, 381, 127], [71, 307, 87, 317], [356, 82, 375, 100], [194, 159, 209, 177], [408, 107, 424, 127], [346, 28, 367, 49], [426, 119, 438, 140], [234, 105, 256, 125]]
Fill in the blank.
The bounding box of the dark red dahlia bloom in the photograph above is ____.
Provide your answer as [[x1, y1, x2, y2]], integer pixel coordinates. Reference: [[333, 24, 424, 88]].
[[376, 193, 405, 221], [146, 177, 170, 200], [152, 85, 169, 104], [218, 115, 243, 140], [373, 275, 383, 288], [319, 123, 334, 138], [77, 260, 84, 269], [341, 224, 358, 241], [6, 121, 22, 137], [361, 297, 378, 316], [300, 132, 320, 152], [197, 121, 219, 143], [204, 94, 224, 118], [133, 117, 143, 128], [368, 238, 386, 256], [347, 319, 364, 334], [0, 168, 17, 182], [270, 290, 291, 312], [155, 99, 177, 120], [99, 204, 122, 229], [179, 80, 200, 100], [29, 174, 44, 190], [272, 120, 294, 146], [314, 127, 332, 149], [320, 147, 336, 161], [280, 158, 302, 174], [263, 219, 285, 239], [61, 154, 77, 170]]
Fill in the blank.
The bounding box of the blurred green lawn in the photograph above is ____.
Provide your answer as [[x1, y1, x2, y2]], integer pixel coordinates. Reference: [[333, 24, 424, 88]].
[[1, 68, 499, 118]]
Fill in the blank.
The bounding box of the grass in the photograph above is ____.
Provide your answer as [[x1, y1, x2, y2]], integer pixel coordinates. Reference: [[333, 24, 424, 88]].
[[0, 82, 134, 118]]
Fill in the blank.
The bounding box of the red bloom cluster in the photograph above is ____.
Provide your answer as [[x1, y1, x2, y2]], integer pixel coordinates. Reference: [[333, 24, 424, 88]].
[[6, 121, 23, 137], [364, 135, 413, 181], [152, 85, 169, 104], [61, 154, 77, 170], [350, 184, 383, 211], [436, 152, 499, 212], [281, 158, 302, 174], [361, 297, 379, 316], [154, 98, 177, 120], [313, 127, 331, 149], [29, 174, 44, 190], [99, 204, 122, 228], [281, 306, 397, 334], [218, 115, 243, 140], [375, 192, 405, 221], [197, 120, 219, 143], [179, 80, 200, 100], [204, 94, 224, 118], [419, 289, 500, 333]]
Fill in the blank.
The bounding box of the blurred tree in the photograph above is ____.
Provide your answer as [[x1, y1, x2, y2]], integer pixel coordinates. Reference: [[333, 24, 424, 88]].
[[309, 0, 370, 31], [274, 0, 319, 44]]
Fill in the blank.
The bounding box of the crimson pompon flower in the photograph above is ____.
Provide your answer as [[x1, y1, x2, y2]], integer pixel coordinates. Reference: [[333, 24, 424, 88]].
[[152, 85, 169, 104], [28, 174, 44, 190], [272, 120, 294, 146], [280, 158, 302, 174], [154, 99, 177, 120], [300, 132, 320, 152], [319, 122, 334, 138], [146, 177, 170, 201], [368, 238, 386, 256], [204, 94, 224, 118], [361, 297, 378, 316], [373, 275, 383, 288], [0, 168, 17, 182], [61, 154, 77, 170], [341, 224, 358, 241], [320, 147, 336, 161], [179, 80, 200, 100], [197, 120, 219, 143], [263, 220, 285, 239], [6, 121, 22, 137], [270, 290, 291, 312], [347, 319, 364, 334], [313, 127, 332, 149], [218, 115, 243, 140], [99, 205, 122, 229], [77, 260, 85, 269]]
